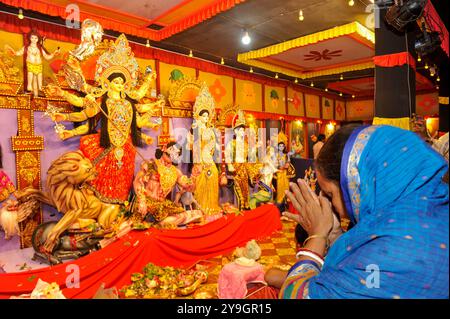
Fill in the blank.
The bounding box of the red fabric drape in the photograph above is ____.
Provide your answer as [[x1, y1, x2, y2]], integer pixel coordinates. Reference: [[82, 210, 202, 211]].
[[373, 52, 416, 70], [0, 11, 81, 44], [0, 12, 290, 88], [424, 0, 449, 57], [0, 0, 245, 41], [0, 204, 282, 299]]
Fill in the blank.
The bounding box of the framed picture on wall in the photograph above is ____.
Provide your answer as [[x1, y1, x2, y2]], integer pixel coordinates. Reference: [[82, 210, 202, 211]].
[[290, 121, 306, 159]]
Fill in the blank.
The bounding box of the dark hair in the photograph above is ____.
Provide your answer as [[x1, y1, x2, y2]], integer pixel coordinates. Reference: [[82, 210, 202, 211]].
[[315, 124, 362, 183], [99, 73, 141, 148], [318, 134, 326, 142], [155, 142, 181, 160], [278, 142, 287, 154], [199, 109, 209, 117]]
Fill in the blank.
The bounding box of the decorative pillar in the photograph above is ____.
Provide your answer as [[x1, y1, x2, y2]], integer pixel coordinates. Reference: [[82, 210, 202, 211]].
[[11, 98, 45, 248], [438, 62, 449, 133], [372, 7, 417, 130]]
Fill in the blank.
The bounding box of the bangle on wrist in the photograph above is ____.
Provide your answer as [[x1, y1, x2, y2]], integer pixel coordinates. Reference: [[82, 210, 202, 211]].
[[295, 250, 324, 267], [296, 248, 324, 260], [303, 234, 329, 248]]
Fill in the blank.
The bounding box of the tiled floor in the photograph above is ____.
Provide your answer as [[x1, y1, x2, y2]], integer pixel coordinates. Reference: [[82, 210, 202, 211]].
[[187, 219, 298, 298]]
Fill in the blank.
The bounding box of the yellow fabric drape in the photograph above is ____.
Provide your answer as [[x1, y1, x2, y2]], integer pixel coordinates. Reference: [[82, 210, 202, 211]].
[[237, 21, 375, 79], [372, 117, 411, 131], [276, 170, 290, 204], [193, 163, 221, 215]]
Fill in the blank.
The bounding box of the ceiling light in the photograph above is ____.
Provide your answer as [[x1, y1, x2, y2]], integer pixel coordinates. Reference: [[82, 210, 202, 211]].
[[430, 67, 435, 77], [340, 74, 344, 80], [220, 57, 225, 65], [339, 92, 343, 96], [275, 73, 279, 79], [249, 67, 254, 73], [352, 94, 355, 98], [417, 54, 422, 62], [325, 88, 328, 92], [310, 82, 314, 87], [299, 10, 304, 21], [348, 0, 355, 6], [189, 50, 193, 57], [424, 63, 429, 69], [146, 39, 150, 48], [241, 30, 251, 45], [294, 78, 298, 84], [436, 85, 439, 90], [437, 76, 440, 82], [18, 9, 24, 20]]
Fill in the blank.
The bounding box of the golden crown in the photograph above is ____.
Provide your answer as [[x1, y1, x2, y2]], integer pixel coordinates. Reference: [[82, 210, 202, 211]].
[[278, 131, 288, 145], [95, 34, 139, 86], [232, 110, 247, 129], [193, 83, 216, 121]]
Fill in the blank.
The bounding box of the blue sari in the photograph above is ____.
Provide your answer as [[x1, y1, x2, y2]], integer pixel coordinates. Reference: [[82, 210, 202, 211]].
[[282, 125, 449, 299]]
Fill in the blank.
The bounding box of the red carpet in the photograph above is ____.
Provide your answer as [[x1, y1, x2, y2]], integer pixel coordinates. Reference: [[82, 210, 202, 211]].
[[0, 204, 281, 299]]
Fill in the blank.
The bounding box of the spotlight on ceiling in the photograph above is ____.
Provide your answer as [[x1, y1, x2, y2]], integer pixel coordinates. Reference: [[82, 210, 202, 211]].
[[241, 30, 251, 45], [385, 0, 427, 32], [415, 23, 442, 56]]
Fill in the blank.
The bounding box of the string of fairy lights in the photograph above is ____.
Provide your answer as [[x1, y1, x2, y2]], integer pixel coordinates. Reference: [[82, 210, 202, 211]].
[[7, 1, 441, 99]]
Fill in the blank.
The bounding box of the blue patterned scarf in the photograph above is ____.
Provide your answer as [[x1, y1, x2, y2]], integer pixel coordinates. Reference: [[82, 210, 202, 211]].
[[309, 125, 449, 299]]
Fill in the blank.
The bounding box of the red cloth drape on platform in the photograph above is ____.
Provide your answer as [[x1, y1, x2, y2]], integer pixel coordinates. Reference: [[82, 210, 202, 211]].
[[373, 52, 416, 70], [0, 204, 281, 299]]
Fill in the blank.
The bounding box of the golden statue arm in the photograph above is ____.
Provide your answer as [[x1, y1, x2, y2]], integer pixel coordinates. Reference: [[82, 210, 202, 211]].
[[61, 90, 87, 107], [141, 133, 154, 145], [135, 99, 164, 114], [127, 72, 156, 101], [49, 99, 97, 124], [136, 113, 161, 130], [58, 123, 90, 140]]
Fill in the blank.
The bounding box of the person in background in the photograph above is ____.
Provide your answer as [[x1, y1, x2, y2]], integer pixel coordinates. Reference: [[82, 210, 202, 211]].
[[312, 134, 325, 159]]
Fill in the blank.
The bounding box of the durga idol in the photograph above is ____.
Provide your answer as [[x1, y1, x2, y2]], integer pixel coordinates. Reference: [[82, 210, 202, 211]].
[[48, 34, 162, 205]]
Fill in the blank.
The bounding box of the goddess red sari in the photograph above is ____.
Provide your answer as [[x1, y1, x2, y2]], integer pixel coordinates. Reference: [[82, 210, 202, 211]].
[[80, 133, 136, 204]]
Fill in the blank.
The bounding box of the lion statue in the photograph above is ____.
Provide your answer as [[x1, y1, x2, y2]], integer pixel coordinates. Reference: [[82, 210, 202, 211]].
[[15, 151, 121, 253]]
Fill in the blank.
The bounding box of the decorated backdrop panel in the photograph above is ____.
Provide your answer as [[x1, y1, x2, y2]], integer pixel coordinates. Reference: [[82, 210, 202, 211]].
[[287, 87, 305, 117], [159, 62, 196, 98], [264, 85, 286, 115], [235, 79, 262, 112], [321, 97, 334, 120], [346, 99, 374, 120], [305, 94, 320, 119], [416, 93, 439, 116], [335, 100, 346, 121], [0, 30, 24, 80], [198, 71, 233, 109]]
